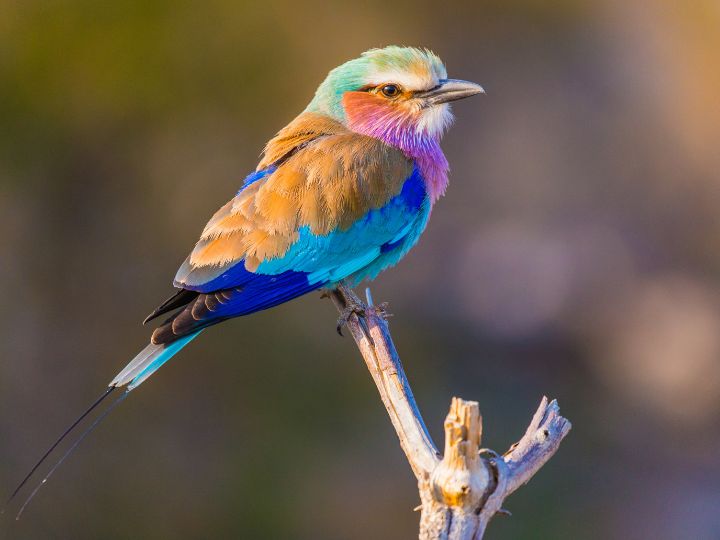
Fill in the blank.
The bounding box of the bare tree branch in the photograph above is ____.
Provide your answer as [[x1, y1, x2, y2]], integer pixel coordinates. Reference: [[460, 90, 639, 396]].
[[331, 284, 572, 539]]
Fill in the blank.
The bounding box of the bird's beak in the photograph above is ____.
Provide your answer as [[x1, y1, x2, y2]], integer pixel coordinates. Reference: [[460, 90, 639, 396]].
[[417, 79, 485, 106]]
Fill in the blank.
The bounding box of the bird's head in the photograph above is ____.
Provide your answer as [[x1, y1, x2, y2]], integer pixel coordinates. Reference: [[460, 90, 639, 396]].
[[306, 46, 484, 150]]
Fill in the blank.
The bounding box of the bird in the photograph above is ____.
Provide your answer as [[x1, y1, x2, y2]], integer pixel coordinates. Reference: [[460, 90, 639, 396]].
[[6, 45, 484, 516]]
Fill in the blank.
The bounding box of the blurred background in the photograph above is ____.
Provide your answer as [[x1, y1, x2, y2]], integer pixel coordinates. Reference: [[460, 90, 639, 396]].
[[1, 1, 719, 538]]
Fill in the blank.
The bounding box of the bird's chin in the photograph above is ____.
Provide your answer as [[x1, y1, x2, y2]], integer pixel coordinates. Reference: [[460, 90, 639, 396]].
[[416, 103, 454, 139]]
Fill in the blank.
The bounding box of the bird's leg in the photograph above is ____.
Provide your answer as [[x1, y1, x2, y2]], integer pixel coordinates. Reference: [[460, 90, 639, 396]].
[[333, 282, 367, 336]]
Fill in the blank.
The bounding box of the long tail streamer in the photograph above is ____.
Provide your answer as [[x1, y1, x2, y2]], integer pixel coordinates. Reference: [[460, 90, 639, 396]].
[[3, 386, 116, 512], [6, 331, 201, 518], [15, 390, 130, 520]]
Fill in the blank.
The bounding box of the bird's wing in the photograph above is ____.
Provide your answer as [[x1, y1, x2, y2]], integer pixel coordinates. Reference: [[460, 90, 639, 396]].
[[153, 113, 427, 343], [175, 112, 420, 289]]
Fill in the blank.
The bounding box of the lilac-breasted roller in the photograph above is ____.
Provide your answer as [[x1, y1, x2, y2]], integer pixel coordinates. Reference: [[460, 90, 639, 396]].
[[8, 46, 483, 514]]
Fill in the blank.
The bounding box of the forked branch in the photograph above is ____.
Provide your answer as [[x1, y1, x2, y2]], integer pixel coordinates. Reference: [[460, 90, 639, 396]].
[[331, 284, 571, 540]]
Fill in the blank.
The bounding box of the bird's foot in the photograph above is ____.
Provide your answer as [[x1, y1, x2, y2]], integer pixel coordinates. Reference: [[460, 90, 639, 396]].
[[336, 298, 366, 336], [374, 302, 392, 320]]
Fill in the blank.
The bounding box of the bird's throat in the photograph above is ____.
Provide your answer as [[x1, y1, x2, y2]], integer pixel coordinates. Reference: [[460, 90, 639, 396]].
[[343, 92, 449, 202]]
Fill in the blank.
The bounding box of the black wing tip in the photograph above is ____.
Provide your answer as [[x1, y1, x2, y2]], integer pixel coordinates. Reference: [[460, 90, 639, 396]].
[[143, 288, 199, 326]]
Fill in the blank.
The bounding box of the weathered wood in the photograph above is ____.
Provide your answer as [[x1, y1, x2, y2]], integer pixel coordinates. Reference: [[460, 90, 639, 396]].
[[331, 284, 571, 539]]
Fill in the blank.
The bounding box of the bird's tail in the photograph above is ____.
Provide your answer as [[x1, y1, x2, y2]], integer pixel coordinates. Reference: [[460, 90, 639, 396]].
[[109, 330, 202, 390], [5, 330, 202, 518]]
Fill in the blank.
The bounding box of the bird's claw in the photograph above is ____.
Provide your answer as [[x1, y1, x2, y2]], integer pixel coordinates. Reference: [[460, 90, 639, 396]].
[[336, 301, 366, 336], [374, 302, 392, 320]]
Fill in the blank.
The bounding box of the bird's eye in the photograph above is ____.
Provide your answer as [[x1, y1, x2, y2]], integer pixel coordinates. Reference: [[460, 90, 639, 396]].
[[380, 84, 401, 98]]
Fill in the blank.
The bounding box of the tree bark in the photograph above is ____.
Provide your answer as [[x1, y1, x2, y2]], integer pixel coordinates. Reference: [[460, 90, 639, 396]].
[[331, 284, 571, 540]]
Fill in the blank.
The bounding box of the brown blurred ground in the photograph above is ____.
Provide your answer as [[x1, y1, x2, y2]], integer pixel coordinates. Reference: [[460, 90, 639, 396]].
[[1, 1, 719, 538]]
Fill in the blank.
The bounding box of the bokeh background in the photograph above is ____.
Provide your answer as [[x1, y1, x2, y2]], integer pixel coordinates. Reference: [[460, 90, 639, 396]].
[[1, 1, 719, 538]]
